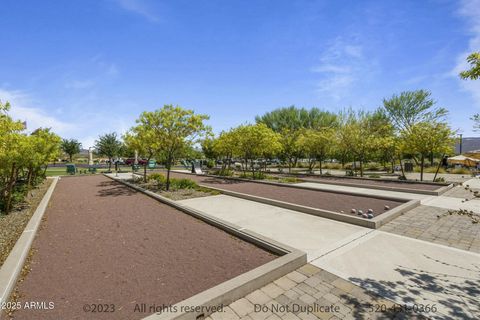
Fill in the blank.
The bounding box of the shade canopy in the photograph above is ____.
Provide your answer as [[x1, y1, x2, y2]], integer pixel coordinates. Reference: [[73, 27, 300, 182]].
[[447, 155, 480, 167]]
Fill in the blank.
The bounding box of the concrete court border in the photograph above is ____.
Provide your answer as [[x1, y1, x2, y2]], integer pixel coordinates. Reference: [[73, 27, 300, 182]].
[[164, 171, 420, 228], [0, 177, 59, 320], [293, 176, 453, 196], [104, 175, 307, 320]]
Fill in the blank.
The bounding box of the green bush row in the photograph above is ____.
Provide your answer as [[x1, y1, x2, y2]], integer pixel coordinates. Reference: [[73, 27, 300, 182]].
[[147, 173, 198, 190]]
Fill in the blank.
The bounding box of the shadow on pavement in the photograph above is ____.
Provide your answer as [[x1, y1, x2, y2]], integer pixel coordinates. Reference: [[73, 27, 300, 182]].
[[96, 180, 137, 197], [348, 255, 480, 319]]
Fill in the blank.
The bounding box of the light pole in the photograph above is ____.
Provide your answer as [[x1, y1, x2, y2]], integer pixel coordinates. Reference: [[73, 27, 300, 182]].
[[459, 134, 463, 154]]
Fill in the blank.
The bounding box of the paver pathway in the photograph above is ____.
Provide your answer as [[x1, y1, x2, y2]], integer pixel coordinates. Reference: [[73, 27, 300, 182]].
[[207, 264, 424, 320], [179, 195, 480, 319]]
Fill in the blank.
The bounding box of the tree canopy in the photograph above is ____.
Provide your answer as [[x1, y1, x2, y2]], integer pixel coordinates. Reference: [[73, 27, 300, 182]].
[[459, 52, 480, 80], [382, 90, 447, 133], [127, 105, 210, 189], [1, 101, 61, 214], [94, 132, 123, 171], [61, 139, 82, 162]]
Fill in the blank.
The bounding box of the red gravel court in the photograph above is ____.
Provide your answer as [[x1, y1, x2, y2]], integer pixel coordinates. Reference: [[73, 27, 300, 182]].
[[168, 172, 404, 217], [9, 175, 275, 320]]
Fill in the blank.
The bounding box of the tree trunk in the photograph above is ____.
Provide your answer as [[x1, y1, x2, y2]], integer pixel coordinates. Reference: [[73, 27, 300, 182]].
[[251, 159, 255, 178], [398, 154, 406, 179], [359, 159, 364, 177], [27, 166, 33, 191], [4, 163, 17, 214], [420, 154, 425, 181], [166, 154, 172, 191], [108, 158, 112, 171], [319, 159, 323, 175], [433, 153, 445, 182], [69, 154, 73, 163]]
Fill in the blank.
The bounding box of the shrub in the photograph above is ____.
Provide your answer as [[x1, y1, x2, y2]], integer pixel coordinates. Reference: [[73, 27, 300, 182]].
[[279, 177, 299, 183], [323, 163, 342, 170], [368, 174, 381, 179], [240, 171, 266, 180], [451, 168, 470, 175], [414, 166, 446, 173], [169, 178, 198, 190], [217, 169, 234, 176], [206, 160, 215, 169], [147, 173, 167, 184], [365, 163, 381, 171], [434, 177, 446, 183]]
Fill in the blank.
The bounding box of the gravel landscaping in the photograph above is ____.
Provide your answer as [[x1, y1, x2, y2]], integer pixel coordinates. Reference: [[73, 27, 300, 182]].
[[129, 178, 220, 201], [0, 179, 52, 267]]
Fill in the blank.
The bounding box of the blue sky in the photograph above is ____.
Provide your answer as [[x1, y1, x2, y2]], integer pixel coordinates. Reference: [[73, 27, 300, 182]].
[[1, 0, 479, 146]]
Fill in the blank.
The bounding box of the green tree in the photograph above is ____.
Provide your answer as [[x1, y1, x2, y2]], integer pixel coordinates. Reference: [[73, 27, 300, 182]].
[[400, 122, 456, 181], [124, 126, 159, 182], [132, 105, 210, 190], [26, 128, 61, 186], [231, 124, 281, 176], [1, 101, 61, 214], [298, 128, 335, 174], [382, 90, 447, 133], [459, 52, 480, 130], [337, 109, 393, 177], [278, 128, 304, 173], [256, 106, 337, 132], [459, 52, 480, 80], [94, 132, 122, 171], [216, 130, 239, 170], [61, 139, 82, 162]]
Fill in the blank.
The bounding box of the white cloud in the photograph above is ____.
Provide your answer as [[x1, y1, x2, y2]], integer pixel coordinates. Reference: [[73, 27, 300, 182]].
[[311, 37, 371, 100], [453, 0, 480, 107], [114, 0, 159, 22], [0, 88, 76, 135]]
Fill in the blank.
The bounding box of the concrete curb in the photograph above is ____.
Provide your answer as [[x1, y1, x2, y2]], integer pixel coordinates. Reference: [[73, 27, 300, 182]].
[[295, 177, 454, 196], [0, 177, 59, 318], [104, 175, 307, 320], [265, 170, 450, 186]]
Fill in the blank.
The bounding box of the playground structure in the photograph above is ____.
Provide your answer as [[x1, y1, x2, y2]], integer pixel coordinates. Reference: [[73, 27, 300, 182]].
[[182, 159, 204, 174]]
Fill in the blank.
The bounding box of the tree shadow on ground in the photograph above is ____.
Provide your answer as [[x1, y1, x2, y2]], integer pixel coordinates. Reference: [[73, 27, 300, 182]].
[[96, 181, 137, 197], [338, 293, 426, 319], [348, 255, 480, 319]]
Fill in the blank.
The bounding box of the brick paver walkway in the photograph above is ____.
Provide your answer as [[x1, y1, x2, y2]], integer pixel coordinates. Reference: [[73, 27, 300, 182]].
[[380, 204, 480, 253], [207, 264, 424, 320]]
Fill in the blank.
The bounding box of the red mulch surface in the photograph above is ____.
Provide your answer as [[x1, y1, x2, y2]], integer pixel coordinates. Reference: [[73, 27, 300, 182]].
[[10, 175, 275, 320], [169, 172, 404, 216]]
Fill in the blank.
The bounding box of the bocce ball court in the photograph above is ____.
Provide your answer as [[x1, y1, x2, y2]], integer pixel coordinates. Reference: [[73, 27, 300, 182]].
[[9, 175, 276, 320], [168, 172, 405, 217], [288, 173, 447, 192]]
